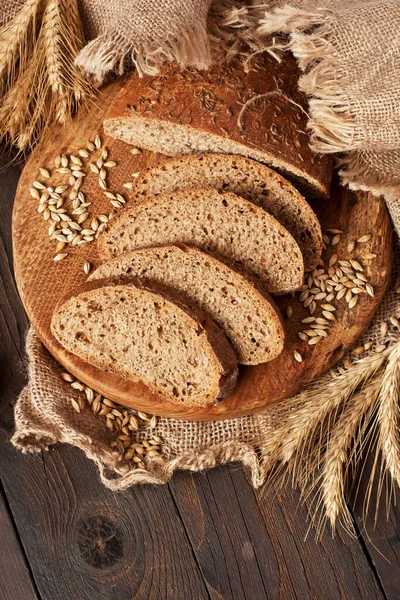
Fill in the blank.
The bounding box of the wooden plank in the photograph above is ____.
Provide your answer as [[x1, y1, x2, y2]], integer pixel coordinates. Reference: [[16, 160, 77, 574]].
[[350, 454, 400, 600], [0, 488, 39, 600], [0, 439, 210, 600], [170, 464, 385, 599]]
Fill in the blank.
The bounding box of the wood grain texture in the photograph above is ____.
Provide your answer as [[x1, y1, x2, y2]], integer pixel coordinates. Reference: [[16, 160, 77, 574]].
[[169, 465, 385, 600], [0, 490, 38, 600], [0, 440, 210, 600], [12, 76, 393, 420]]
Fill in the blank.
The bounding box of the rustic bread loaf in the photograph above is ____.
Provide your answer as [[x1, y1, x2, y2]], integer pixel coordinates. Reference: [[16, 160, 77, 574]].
[[132, 153, 322, 271], [51, 278, 238, 407], [89, 245, 285, 365], [98, 189, 304, 295], [103, 54, 332, 198]]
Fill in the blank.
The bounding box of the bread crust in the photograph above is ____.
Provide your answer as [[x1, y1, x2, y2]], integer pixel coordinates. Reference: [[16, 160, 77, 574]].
[[51, 276, 238, 405], [104, 53, 332, 198]]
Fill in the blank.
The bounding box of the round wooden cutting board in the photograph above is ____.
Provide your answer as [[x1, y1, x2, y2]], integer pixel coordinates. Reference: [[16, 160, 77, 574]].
[[13, 78, 393, 421]]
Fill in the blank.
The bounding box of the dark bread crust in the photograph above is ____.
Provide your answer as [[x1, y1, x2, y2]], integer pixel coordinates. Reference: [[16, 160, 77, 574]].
[[104, 53, 332, 198], [51, 276, 238, 403]]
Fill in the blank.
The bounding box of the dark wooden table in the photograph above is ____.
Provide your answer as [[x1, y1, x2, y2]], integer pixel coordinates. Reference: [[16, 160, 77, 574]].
[[1, 156, 400, 600]]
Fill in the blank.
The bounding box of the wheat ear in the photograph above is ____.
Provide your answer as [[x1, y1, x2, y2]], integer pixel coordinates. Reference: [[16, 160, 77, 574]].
[[274, 349, 389, 466], [0, 0, 92, 150], [0, 0, 43, 94], [321, 376, 381, 530], [377, 343, 400, 487]]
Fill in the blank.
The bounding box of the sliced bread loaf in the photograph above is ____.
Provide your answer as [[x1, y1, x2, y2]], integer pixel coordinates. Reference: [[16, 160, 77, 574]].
[[132, 154, 322, 271], [89, 245, 285, 365], [51, 278, 238, 407], [103, 54, 332, 198], [98, 189, 304, 295]]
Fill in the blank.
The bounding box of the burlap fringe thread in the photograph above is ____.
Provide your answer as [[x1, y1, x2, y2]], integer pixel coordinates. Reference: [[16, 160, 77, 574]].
[[256, 2, 400, 194]]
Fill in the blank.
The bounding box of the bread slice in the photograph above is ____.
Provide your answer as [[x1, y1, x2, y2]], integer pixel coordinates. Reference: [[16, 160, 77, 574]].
[[103, 54, 332, 198], [98, 189, 304, 295], [89, 245, 285, 365], [51, 278, 238, 407], [133, 154, 322, 271]]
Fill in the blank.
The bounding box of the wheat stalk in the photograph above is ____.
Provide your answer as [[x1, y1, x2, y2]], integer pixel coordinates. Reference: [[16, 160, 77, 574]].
[[377, 343, 400, 487], [0, 0, 43, 94], [273, 348, 389, 467], [0, 0, 91, 150], [321, 376, 381, 530]]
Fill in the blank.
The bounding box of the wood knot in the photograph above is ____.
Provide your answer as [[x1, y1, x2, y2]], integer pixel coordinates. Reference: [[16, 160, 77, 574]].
[[77, 516, 124, 569]]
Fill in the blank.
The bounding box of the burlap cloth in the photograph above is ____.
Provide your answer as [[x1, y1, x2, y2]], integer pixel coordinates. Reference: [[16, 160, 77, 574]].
[[7, 1, 400, 497]]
